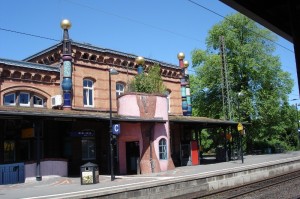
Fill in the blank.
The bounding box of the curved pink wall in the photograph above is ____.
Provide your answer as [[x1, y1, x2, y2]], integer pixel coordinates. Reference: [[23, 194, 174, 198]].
[[153, 96, 169, 171], [117, 94, 172, 173], [118, 95, 140, 117], [154, 96, 168, 120], [153, 124, 168, 171]]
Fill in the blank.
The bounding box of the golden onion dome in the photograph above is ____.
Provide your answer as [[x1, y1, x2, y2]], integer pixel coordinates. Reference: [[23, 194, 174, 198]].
[[60, 19, 72, 30], [135, 56, 145, 65], [177, 52, 185, 60], [183, 60, 189, 68]]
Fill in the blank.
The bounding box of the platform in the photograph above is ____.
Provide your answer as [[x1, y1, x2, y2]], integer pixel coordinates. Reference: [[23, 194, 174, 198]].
[[1, 151, 300, 199]]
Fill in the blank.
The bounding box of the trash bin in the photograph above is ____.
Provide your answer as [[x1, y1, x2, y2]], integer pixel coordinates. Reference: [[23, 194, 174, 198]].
[[80, 162, 99, 185], [0, 162, 25, 185]]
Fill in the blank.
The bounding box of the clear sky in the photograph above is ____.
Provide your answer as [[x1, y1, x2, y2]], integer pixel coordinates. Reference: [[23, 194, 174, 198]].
[[0, 0, 298, 100]]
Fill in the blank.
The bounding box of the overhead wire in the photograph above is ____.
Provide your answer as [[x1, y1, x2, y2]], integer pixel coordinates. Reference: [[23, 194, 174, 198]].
[[63, 0, 203, 43], [0, 0, 295, 74], [187, 0, 294, 54], [0, 28, 59, 42]]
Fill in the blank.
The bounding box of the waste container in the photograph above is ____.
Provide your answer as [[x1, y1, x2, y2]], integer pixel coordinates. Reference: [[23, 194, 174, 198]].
[[0, 162, 25, 185], [80, 162, 99, 185]]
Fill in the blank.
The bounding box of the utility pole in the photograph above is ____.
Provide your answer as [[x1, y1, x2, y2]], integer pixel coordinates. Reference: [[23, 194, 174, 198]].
[[220, 36, 232, 162], [219, 36, 232, 121]]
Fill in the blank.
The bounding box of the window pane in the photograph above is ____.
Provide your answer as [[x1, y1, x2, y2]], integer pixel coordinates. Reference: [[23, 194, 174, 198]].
[[19, 93, 29, 105], [33, 96, 43, 106], [83, 89, 87, 105], [120, 84, 124, 91], [83, 80, 87, 87], [88, 89, 93, 105], [87, 80, 92, 87], [4, 140, 16, 162], [116, 83, 125, 97], [82, 139, 96, 160], [20, 93, 29, 105], [4, 93, 15, 105], [159, 138, 167, 160]]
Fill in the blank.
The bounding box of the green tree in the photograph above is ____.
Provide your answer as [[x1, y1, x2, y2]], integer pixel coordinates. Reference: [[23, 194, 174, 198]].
[[190, 13, 297, 151], [127, 64, 166, 94]]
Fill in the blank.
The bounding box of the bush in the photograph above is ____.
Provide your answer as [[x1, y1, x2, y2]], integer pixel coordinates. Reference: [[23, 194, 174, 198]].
[[127, 64, 166, 94]]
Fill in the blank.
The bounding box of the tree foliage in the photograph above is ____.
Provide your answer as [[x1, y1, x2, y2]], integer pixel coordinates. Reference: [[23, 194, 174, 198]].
[[127, 64, 166, 94], [190, 13, 298, 151]]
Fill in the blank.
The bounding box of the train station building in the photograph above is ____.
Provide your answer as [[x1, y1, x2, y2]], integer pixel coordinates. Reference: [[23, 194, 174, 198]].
[[0, 20, 239, 182]]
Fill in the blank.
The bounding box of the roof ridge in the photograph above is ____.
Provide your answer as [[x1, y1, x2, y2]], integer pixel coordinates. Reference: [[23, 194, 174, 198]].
[[22, 40, 179, 69]]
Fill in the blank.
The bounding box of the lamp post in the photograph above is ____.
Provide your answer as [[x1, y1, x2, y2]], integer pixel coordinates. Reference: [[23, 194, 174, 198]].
[[237, 91, 244, 163], [109, 68, 119, 181]]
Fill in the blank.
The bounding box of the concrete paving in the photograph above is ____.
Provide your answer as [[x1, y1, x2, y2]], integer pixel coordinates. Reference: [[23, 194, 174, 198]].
[[1, 151, 300, 199]]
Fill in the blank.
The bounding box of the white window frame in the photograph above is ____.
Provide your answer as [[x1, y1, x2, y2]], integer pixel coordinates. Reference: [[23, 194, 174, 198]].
[[33, 95, 44, 107], [159, 138, 167, 160], [116, 82, 125, 97], [4, 93, 16, 106], [83, 79, 94, 107], [19, 92, 30, 107]]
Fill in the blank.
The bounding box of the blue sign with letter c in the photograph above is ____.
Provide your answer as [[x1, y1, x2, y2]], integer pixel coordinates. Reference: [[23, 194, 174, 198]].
[[112, 124, 120, 135]]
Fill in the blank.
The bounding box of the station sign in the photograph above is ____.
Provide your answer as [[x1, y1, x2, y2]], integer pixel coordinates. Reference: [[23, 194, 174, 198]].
[[69, 130, 95, 137], [112, 124, 120, 135]]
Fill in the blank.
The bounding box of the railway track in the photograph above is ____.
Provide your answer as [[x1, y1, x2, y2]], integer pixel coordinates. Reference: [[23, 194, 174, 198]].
[[173, 169, 300, 199]]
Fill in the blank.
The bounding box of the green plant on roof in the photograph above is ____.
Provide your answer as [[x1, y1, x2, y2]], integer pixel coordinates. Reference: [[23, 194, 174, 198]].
[[127, 64, 166, 94]]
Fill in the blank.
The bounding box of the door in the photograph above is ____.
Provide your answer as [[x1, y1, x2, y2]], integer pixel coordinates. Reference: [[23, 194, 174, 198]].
[[180, 143, 191, 166], [126, 141, 140, 174], [191, 140, 199, 165]]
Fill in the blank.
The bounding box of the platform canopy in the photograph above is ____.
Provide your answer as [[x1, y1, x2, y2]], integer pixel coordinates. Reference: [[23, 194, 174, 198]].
[[169, 115, 244, 129]]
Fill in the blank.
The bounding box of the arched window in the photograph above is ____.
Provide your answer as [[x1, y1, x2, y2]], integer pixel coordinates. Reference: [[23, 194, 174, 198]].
[[116, 82, 125, 97], [3, 92, 45, 107], [159, 138, 167, 160], [83, 79, 94, 107]]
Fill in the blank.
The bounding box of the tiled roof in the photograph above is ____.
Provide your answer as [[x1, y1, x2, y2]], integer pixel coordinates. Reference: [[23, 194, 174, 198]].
[[0, 58, 60, 72], [23, 41, 179, 69]]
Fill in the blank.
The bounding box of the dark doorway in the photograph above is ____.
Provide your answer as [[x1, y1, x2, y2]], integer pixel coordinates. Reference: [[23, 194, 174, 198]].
[[126, 141, 140, 174]]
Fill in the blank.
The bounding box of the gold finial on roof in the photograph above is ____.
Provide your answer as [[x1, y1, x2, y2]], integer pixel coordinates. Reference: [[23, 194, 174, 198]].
[[60, 19, 72, 30]]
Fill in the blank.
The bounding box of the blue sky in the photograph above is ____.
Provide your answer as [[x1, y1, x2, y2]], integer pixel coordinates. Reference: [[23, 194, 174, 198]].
[[0, 0, 298, 100]]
